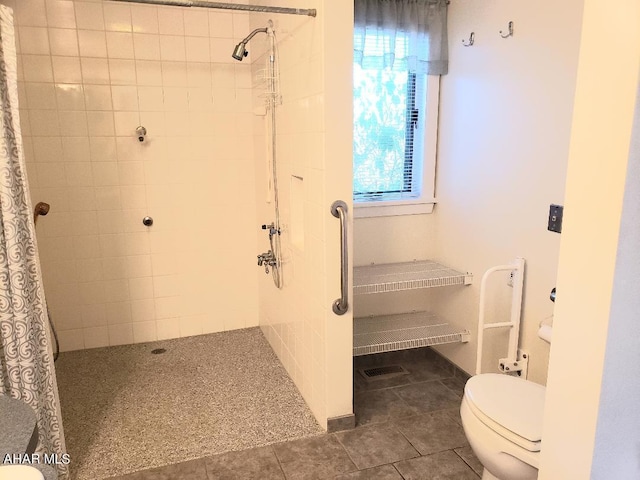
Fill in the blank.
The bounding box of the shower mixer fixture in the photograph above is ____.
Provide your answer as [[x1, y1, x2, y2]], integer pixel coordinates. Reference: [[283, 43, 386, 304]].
[[232, 27, 269, 61], [258, 222, 280, 274]]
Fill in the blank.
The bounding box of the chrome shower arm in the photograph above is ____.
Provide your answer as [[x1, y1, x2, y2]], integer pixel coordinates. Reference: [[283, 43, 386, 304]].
[[241, 27, 268, 45]]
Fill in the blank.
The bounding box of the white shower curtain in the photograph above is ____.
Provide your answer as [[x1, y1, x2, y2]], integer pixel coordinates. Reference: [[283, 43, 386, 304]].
[[0, 5, 67, 479]]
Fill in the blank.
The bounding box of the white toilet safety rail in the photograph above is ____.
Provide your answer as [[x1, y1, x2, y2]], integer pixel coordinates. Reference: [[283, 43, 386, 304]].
[[476, 257, 525, 375]]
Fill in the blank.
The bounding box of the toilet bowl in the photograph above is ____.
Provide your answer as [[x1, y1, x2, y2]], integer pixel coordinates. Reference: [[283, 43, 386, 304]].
[[0, 465, 44, 480], [460, 373, 546, 480]]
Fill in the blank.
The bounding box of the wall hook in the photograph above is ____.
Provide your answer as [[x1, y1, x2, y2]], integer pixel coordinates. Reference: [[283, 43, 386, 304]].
[[500, 21, 514, 38], [462, 32, 475, 47]]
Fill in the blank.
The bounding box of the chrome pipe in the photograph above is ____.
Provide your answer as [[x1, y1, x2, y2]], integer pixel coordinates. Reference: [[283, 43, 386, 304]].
[[110, 0, 317, 17], [331, 200, 349, 316]]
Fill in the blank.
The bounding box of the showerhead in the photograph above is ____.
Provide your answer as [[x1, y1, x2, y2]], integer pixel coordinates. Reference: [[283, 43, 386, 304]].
[[231, 27, 269, 61], [232, 42, 248, 61]]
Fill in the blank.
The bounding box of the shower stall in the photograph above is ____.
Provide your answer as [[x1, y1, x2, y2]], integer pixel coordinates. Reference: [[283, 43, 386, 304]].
[[6, 0, 354, 476]]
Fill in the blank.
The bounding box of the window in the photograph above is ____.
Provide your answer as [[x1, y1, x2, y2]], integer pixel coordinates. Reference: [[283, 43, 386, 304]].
[[353, 31, 439, 217]]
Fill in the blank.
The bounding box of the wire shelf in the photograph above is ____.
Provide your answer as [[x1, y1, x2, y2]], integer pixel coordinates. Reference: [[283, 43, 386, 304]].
[[353, 260, 473, 295], [353, 311, 470, 356]]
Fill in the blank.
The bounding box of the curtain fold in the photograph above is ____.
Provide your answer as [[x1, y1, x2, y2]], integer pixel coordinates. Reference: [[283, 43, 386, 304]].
[[354, 0, 449, 74], [0, 5, 68, 479]]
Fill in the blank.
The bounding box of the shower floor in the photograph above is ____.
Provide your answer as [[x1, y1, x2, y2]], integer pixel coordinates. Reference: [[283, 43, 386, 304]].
[[54, 327, 323, 480]]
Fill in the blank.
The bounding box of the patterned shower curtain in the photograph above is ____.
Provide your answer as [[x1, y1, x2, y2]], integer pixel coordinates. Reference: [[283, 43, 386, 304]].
[[0, 5, 68, 479]]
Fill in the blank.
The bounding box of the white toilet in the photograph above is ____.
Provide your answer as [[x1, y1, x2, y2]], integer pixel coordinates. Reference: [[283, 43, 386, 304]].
[[460, 373, 546, 480], [0, 466, 45, 480]]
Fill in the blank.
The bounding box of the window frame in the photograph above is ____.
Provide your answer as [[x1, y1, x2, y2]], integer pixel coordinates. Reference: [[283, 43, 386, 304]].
[[354, 74, 440, 218]]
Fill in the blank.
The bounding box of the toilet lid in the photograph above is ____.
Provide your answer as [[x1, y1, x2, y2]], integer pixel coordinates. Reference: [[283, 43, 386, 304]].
[[465, 373, 546, 444]]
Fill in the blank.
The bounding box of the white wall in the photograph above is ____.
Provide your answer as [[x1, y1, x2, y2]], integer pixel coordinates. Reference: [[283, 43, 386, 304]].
[[7, 0, 259, 350], [430, 0, 585, 383], [540, 0, 640, 477], [253, 0, 354, 428]]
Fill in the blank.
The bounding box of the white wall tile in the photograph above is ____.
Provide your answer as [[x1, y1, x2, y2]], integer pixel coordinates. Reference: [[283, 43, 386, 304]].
[[112, 85, 139, 111], [131, 5, 158, 34], [109, 59, 136, 85], [231, 14, 249, 41], [106, 32, 135, 59], [129, 276, 153, 300], [156, 317, 179, 340], [78, 29, 107, 57], [160, 35, 186, 62], [137, 86, 163, 111], [135, 60, 162, 86], [58, 110, 88, 136], [20, 2, 261, 352], [106, 301, 132, 324], [33, 137, 63, 163], [108, 323, 133, 345], [25, 83, 57, 109], [90, 136, 117, 162], [133, 33, 161, 61], [87, 111, 115, 136], [158, 7, 183, 36], [58, 329, 84, 352], [45, 0, 76, 29], [209, 38, 234, 63], [160, 61, 187, 87], [22, 55, 54, 82], [83, 326, 109, 349], [113, 111, 140, 136], [30, 110, 60, 136], [65, 162, 92, 186], [19, 27, 50, 55], [56, 84, 85, 110], [131, 298, 155, 322], [186, 62, 211, 87], [208, 12, 232, 38], [132, 321, 156, 343], [103, 3, 132, 32], [80, 57, 110, 84], [81, 303, 107, 328], [52, 56, 82, 83], [74, 2, 104, 31], [184, 10, 209, 37], [185, 36, 210, 63], [16, 0, 47, 27]]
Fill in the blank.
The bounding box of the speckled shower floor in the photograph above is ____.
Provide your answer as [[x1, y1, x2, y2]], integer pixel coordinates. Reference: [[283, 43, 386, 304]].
[[54, 327, 323, 480]]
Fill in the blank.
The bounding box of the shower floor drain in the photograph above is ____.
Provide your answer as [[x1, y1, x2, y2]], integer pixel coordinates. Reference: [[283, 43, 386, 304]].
[[151, 348, 166, 355], [358, 365, 409, 382]]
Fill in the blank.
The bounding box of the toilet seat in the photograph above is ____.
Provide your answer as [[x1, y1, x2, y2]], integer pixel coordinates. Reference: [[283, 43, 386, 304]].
[[464, 373, 545, 452]]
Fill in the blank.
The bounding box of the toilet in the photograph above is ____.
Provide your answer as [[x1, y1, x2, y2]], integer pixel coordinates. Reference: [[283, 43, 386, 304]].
[[0, 466, 44, 480], [460, 373, 546, 480]]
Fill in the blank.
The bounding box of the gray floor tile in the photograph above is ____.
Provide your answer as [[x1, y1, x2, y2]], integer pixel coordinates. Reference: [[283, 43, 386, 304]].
[[394, 450, 480, 479], [107, 473, 145, 480], [394, 410, 468, 455], [335, 423, 419, 470], [439, 376, 467, 397], [454, 446, 484, 477], [354, 349, 455, 393], [333, 464, 403, 479], [273, 434, 356, 479], [204, 446, 285, 479], [395, 381, 462, 413], [141, 459, 208, 480], [355, 388, 418, 426]]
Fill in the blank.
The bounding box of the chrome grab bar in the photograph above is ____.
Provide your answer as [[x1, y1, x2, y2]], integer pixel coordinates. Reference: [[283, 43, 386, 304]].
[[330, 200, 348, 315]]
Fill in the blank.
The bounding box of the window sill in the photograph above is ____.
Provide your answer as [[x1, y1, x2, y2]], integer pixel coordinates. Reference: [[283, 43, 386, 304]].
[[353, 199, 436, 218]]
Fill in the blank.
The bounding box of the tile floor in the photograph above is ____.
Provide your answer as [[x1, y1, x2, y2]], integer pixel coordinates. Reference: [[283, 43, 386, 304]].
[[108, 347, 483, 480]]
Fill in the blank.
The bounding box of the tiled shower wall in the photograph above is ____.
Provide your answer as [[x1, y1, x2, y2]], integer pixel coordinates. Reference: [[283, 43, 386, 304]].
[[251, 1, 354, 427], [4, 0, 260, 350]]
